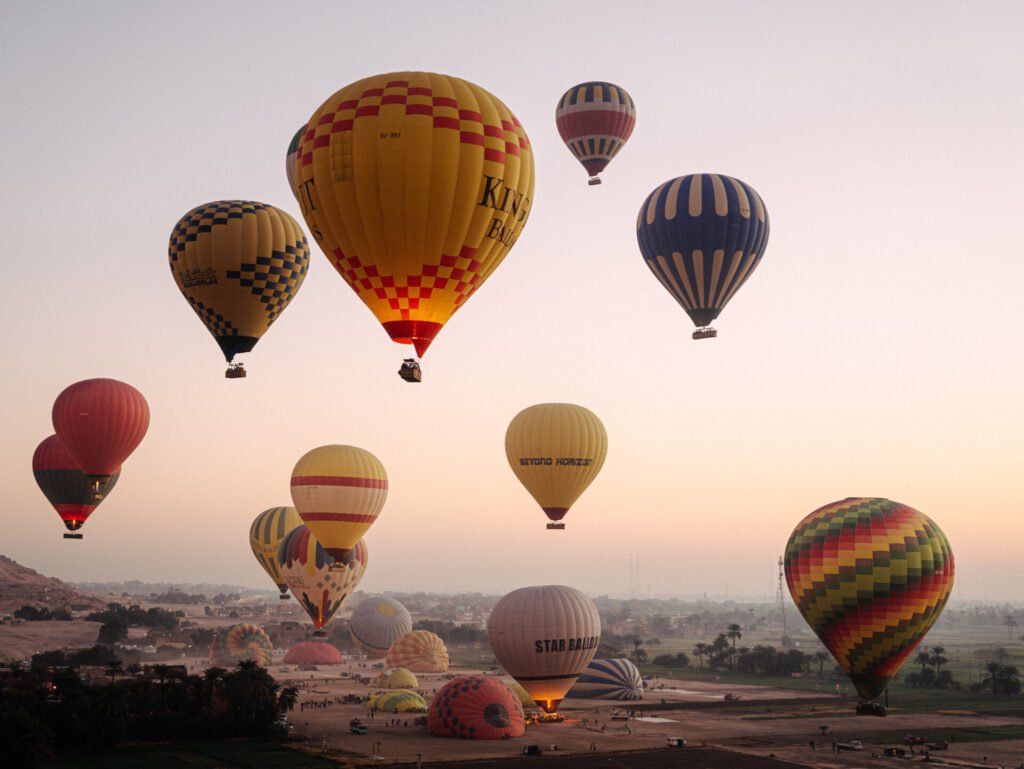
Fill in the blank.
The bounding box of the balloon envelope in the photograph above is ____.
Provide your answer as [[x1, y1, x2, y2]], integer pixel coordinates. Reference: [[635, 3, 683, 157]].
[[505, 403, 607, 525], [286, 126, 305, 200], [169, 200, 310, 365], [636, 174, 769, 330], [785, 497, 955, 703], [32, 435, 119, 532], [209, 623, 273, 668], [487, 585, 600, 713], [295, 71, 535, 357], [249, 506, 303, 597], [349, 597, 412, 657], [51, 378, 149, 483], [368, 689, 428, 713], [429, 675, 525, 740], [290, 445, 387, 564], [386, 630, 450, 673], [568, 658, 644, 700], [277, 525, 367, 631], [556, 81, 636, 183]]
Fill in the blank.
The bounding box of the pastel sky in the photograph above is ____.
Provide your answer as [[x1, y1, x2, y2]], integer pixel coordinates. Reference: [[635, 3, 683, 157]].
[[2, 1, 1021, 602]]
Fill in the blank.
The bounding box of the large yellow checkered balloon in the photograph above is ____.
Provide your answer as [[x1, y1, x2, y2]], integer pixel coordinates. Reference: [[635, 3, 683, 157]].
[[294, 72, 535, 359], [169, 201, 310, 373]]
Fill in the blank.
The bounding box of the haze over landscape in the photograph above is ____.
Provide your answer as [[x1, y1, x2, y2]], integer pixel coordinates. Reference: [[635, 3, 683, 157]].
[[2, 1, 1022, 605]]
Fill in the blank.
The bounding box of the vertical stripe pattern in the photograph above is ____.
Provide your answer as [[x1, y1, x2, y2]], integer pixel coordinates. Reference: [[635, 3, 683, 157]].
[[555, 81, 636, 180], [637, 174, 769, 329]]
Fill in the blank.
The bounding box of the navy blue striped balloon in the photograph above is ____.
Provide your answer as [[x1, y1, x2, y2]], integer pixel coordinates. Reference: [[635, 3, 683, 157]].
[[567, 658, 643, 700], [637, 174, 769, 330]]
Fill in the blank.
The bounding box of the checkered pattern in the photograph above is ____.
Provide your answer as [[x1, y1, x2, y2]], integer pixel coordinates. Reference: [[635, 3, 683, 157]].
[[186, 295, 238, 338], [299, 77, 531, 323], [785, 498, 955, 701], [278, 526, 367, 629], [169, 201, 269, 263], [226, 242, 310, 323], [428, 675, 526, 740]]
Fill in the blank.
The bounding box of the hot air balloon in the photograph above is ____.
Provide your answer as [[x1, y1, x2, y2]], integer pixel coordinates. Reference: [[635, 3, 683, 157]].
[[284, 641, 344, 665], [386, 630, 450, 673], [32, 435, 120, 539], [368, 689, 428, 713], [785, 498, 955, 716], [209, 623, 273, 668], [169, 200, 309, 378], [249, 507, 303, 599], [374, 667, 419, 690], [285, 126, 305, 200], [556, 81, 636, 185], [51, 378, 149, 497], [505, 403, 607, 529], [290, 445, 387, 565], [487, 585, 600, 714], [277, 525, 367, 635], [294, 71, 535, 377], [568, 658, 644, 701], [636, 174, 769, 340], [349, 597, 412, 657], [428, 675, 526, 740]]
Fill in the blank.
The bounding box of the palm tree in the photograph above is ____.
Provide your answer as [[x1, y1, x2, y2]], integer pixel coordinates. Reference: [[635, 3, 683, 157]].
[[813, 650, 830, 676], [693, 643, 709, 668], [105, 659, 124, 684], [278, 685, 299, 714], [1004, 616, 1019, 640], [915, 651, 932, 674], [930, 646, 948, 675], [982, 663, 1021, 695], [726, 625, 742, 669]]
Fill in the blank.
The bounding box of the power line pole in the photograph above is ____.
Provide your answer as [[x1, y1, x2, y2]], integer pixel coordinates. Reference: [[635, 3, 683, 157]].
[[776, 556, 789, 645]]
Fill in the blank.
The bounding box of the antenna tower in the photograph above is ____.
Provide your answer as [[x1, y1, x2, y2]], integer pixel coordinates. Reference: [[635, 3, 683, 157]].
[[776, 556, 789, 644]]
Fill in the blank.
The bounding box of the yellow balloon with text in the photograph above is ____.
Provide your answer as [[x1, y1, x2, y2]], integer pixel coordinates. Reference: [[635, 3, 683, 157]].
[[294, 71, 535, 358], [505, 403, 607, 529]]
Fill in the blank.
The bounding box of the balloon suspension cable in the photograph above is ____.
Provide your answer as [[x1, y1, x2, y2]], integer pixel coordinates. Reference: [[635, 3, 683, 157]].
[[588, 176, 602, 186], [398, 357, 422, 383], [692, 327, 718, 340], [226, 362, 247, 379]]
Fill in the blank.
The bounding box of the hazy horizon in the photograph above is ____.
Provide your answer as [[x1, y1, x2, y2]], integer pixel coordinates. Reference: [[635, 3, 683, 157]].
[[3, 2, 1022, 603]]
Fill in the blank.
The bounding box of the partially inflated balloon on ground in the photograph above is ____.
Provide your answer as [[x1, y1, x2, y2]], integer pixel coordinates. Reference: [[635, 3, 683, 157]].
[[277, 525, 367, 633], [428, 675, 525, 739], [368, 690, 428, 713], [283, 641, 343, 665], [785, 497, 954, 708], [249, 506, 302, 599], [374, 667, 418, 689], [568, 658, 643, 700], [386, 630, 449, 672], [290, 445, 387, 565], [487, 585, 600, 713], [51, 378, 149, 490], [349, 597, 412, 657], [33, 435, 119, 534], [209, 623, 273, 667], [295, 71, 534, 359]]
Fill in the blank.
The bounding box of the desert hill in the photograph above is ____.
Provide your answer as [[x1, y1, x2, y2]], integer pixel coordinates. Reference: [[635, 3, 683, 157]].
[[0, 554, 105, 615]]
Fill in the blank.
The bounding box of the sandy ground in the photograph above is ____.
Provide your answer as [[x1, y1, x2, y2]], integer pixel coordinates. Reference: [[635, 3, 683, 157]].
[[0, 620, 102, 663], [208, 657, 1024, 769]]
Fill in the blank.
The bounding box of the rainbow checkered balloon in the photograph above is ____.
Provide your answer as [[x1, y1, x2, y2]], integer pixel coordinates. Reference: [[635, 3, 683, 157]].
[[785, 498, 954, 702]]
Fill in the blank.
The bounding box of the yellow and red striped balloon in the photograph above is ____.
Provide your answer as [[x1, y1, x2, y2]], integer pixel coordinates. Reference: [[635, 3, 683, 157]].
[[290, 445, 387, 565], [784, 498, 954, 704]]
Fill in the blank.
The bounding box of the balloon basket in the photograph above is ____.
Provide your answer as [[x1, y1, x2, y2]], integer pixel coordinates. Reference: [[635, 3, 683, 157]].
[[278, 594, 290, 600], [226, 363, 247, 379], [63, 533, 83, 540], [855, 701, 887, 717], [399, 358, 422, 382], [587, 177, 602, 186], [546, 522, 566, 530], [313, 630, 327, 638], [692, 327, 717, 340]]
